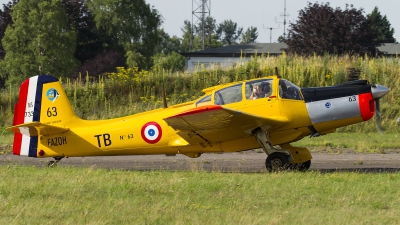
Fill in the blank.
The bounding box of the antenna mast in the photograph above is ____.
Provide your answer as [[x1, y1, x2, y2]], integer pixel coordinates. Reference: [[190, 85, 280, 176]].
[[192, 0, 211, 50], [263, 24, 279, 43], [275, 0, 289, 39]]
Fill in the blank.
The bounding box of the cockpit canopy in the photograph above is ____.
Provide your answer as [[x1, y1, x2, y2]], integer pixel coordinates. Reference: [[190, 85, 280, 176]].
[[195, 78, 303, 107]]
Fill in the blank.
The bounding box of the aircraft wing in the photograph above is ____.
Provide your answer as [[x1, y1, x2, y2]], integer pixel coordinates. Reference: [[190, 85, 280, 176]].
[[164, 105, 289, 145], [8, 122, 69, 136]]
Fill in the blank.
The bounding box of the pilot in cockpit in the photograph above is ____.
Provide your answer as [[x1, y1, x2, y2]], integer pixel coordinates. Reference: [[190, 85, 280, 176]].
[[250, 82, 271, 100]]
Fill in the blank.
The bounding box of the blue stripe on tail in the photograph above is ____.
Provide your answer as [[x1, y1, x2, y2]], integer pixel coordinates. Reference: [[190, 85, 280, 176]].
[[28, 136, 38, 157], [32, 75, 59, 122]]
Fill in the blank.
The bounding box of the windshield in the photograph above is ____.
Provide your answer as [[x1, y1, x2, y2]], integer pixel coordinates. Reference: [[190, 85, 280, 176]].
[[214, 84, 242, 105], [196, 95, 212, 107], [279, 79, 303, 100]]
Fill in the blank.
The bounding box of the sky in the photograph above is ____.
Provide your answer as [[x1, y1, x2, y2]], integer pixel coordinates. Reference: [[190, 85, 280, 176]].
[[0, 0, 399, 43], [144, 0, 400, 43]]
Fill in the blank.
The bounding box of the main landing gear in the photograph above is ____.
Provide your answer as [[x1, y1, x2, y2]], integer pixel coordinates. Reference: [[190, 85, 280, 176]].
[[47, 156, 64, 167], [253, 128, 312, 172]]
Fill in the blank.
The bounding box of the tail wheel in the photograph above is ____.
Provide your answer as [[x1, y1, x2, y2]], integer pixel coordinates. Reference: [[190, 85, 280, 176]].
[[265, 152, 289, 172]]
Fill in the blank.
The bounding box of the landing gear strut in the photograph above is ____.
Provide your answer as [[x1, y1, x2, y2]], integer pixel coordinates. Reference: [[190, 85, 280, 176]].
[[47, 156, 64, 167], [253, 128, 312, 172]]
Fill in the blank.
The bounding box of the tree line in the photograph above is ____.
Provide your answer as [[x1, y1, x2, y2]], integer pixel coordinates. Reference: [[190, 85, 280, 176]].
[[283, 3, 395, 56], [0, 1, 396, 86], [0, 0, 257, 86]]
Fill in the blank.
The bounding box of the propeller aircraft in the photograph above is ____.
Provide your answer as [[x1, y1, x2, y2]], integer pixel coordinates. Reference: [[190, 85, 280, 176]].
[[8, 72, 390, 171]]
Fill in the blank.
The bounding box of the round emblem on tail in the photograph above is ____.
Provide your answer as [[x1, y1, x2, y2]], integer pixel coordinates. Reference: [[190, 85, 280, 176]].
[[141, 122, 162, 144], [46, 88, 60, 102]]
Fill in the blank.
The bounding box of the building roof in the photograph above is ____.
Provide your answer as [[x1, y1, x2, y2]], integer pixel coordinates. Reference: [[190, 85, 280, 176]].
[[181, 43, 400, 57], [378, 43, 400, 56], [180, 43, 287, 57]]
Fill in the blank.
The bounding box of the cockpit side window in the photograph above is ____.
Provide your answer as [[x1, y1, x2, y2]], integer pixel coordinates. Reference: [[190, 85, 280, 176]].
[[279, 79, 303, 100], [214, 84, 242, 105], [196, 95, 212, 107], [246, 79, 273, 100]]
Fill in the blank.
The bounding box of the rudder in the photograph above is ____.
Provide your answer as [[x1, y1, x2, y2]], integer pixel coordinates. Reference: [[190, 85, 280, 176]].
[[12, 75, 76, 156]]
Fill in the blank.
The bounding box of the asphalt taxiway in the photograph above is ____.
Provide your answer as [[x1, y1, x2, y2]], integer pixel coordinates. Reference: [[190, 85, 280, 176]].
[[2, 151, 400, 172]]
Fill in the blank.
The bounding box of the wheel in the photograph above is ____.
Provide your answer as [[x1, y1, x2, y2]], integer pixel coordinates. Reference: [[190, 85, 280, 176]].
[[265, 152, 289, 172], [299, 160, 311, 171], [290, 160, 311, 172], [47, 161, 56, 167]]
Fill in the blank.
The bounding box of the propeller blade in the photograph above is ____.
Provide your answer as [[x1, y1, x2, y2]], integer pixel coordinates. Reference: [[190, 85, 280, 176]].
[[371, 83, 389, 134], [375, 99, 383, 133]]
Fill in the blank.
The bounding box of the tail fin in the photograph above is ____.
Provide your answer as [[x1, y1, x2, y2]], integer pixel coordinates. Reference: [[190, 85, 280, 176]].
[[10, 75, 76, 156]]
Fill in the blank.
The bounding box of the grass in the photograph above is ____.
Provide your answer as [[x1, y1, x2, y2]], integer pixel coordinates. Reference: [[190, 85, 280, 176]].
[[293, 133, 400, 154], [0, 166, 400, 224]]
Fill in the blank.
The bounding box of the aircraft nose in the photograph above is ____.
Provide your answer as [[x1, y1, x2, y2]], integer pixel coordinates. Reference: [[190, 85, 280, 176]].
[[371, 84, 390, 100]]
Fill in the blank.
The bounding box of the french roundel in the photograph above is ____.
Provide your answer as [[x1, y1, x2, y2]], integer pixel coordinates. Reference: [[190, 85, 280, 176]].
[[141, 122, 162, 144]]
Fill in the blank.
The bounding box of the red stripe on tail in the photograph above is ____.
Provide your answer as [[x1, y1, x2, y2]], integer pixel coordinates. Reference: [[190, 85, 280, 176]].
[[12, 78, 31, 155], [12, 133, 22, 155], [13, 78, 30, 125]]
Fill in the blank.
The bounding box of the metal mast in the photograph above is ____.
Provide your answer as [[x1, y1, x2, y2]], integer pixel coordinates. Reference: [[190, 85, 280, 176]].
[[275, 0, 289, 39], [264, 24, 279, 43], [192, 0, 211, 50]]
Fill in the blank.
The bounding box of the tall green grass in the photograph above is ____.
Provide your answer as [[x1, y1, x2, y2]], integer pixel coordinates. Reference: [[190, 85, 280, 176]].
[[1, 166, 400, 224], [0, 54, 398, 132]]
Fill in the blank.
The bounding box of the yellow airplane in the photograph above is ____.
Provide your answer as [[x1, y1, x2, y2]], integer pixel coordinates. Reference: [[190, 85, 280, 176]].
[[8, 73, 389, 171]]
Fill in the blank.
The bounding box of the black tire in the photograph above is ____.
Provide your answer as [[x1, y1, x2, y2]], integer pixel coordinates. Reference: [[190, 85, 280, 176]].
[[289, 160, 312, 172], [299, 160, 311, 171], [265, 152, 289, 172]]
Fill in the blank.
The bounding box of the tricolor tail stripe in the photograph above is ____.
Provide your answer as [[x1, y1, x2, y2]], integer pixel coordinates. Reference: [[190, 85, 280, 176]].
[[12, 75, 59, 156], [13, 134, 38, 157]]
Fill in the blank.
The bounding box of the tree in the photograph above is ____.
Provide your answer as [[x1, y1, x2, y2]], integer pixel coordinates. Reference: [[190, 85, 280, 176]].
[[216, 20, 243, 46], [88, 0, 162, 69], [61, 0, 110, 65], [367, 7, 395, 43], [154, 29, 181, 55], [180, 20, 195, 52], [152, 51, 185, 72], [0, 0, 18, 59], [180, 17, 221, 52], [1, 0, 78, 84], [285, 3, 380, 56], [277, 35, 285, 43], [74, 50, 125, 79], [241, 26, 258, 43], [194, 16, 221, 49]]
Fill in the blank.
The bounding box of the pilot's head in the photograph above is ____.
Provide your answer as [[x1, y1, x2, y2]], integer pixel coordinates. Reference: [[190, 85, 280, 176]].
[[253, 84, 262, 94], [262, 82, 271, 92]]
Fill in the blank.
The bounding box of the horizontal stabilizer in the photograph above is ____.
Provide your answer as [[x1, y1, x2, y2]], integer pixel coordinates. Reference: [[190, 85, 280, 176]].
[[8, 122, 69, 136]]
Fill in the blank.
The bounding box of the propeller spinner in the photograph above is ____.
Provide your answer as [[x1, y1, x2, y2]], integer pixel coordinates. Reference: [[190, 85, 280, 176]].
[[371, 84, 390, 132]]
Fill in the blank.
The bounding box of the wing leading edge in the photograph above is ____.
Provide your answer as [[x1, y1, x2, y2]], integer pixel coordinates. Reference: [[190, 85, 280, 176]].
[[164, 105, 289, 146]]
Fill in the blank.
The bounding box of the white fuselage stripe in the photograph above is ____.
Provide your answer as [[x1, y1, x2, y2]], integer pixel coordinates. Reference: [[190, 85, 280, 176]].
[[20, 133, 31, 156], [20, 76, 38, 156], [24, 76, 38, 123]]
